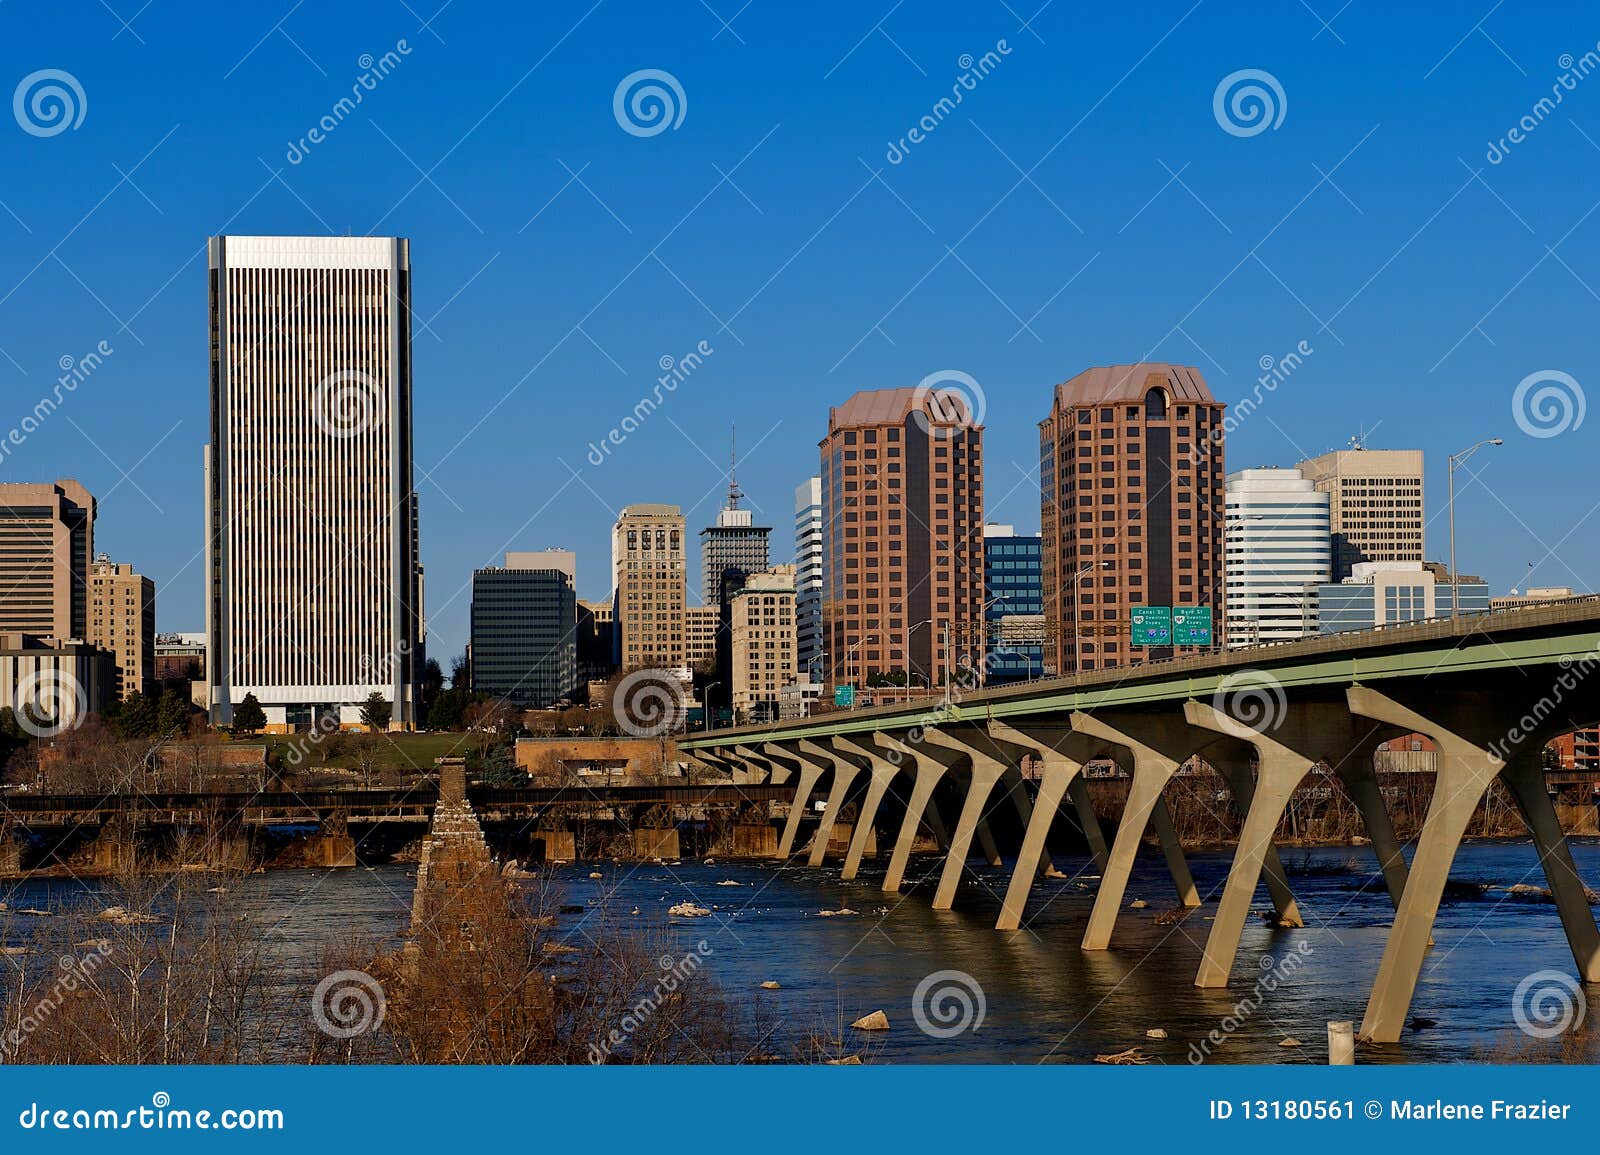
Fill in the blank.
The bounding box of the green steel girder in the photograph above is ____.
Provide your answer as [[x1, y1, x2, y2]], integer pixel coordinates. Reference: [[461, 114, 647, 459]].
[[681, 626, 1600, 752]]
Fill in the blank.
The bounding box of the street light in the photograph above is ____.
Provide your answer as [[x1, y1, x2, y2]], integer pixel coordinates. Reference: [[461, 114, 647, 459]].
[[702, 681, 722, 732], [846, 635, 874, 709], [906, 618, 931, 703], [974, 594, 1010, 687], [1072, 561, 1113, 673], [1447, 438, 1502, 618]]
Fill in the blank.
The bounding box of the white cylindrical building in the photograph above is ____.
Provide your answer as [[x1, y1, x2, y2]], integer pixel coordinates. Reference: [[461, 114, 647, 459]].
[[1224, 467, 1331, 647]]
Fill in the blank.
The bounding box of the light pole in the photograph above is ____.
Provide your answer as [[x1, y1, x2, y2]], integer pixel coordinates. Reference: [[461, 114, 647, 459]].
[[1447, 438, 1502, 618], [975, 594, 1009, 687], [906, 618, 931, 703], [1072, 560, 1112, 673], [847, 635, 874, 709], [703, 681, 722, 732]]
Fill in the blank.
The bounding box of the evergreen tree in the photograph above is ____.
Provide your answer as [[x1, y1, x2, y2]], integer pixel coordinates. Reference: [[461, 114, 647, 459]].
[[232, 693, 266, 735]]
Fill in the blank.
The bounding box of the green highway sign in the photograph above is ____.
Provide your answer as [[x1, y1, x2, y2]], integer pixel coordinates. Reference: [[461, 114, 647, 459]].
[[1172, 605, 1214, 646], [834, 684, 855, 707], [1130, 606, 1172, 646]]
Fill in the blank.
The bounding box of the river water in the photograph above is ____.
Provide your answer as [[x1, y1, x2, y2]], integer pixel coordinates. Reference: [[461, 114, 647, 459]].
[[4, 839, 1596, 1064]]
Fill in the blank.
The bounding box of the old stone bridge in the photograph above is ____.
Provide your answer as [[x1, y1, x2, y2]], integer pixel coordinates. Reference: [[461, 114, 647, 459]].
[[680, 598, 1600, 1044]]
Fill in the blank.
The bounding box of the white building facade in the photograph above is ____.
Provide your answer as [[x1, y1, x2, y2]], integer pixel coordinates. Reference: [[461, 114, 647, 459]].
[[1224, 467, 1331, 647], [793, 477, 823, 678], [205, 235, 422, 731]]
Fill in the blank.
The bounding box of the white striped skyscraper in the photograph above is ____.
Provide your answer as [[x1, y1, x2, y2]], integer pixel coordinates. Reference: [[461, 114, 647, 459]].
[[1223, 467, 1331, 646], [205, 235, 422, 730]]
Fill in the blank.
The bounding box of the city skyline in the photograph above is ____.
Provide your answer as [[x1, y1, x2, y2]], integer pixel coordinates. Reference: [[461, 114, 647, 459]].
[[4, 3, 1596, 667]]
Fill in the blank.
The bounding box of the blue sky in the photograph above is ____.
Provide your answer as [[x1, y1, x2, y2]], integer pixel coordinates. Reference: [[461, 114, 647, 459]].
[[2, 0, 1597, 661]]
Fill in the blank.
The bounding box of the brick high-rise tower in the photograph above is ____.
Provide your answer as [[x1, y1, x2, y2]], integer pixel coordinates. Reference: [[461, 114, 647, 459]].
[[1039, 364, 1225, 674], [820, 388, 984, 694]]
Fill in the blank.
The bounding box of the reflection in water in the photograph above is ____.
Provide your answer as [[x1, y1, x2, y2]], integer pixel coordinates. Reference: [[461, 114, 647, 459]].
[[3, 839, 1596, 1063]]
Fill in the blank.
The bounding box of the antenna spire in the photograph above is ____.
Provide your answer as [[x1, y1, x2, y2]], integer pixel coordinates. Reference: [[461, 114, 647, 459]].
[[726, 423, 742, 510]]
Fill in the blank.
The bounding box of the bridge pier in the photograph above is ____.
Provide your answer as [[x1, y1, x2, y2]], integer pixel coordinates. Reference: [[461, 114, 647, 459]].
[[310, 809, 356, 868], [1349, 685, 1600, 1043], [918, 730, 1017, 910], [735, 743, 791, 785], [987, 722, 1096, 932], [1073, 712, 1203, 951], [768, 742, 825, 859], [883, 742, 962, 893], [0, 820, 20, 875], [838, 738, 905, 881], [802, 739, 868, 866]]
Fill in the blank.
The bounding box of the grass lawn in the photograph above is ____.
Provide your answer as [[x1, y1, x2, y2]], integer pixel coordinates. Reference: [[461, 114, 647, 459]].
[[258, 730, 482, 772]]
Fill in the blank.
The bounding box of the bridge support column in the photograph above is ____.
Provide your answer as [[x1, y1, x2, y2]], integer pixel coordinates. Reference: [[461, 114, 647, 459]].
[[1501, 756, 1600, 982], [1068, 776, 1110, 872], [0, 820, 20, 875], [998, 755, 1082, 931], [883, 743, 962, 892], [1185, 700, 1414, 988], [839, 739, 906, 881], [1349, 686, 1600, 1043], [1208, 750, 1303, 929], [803, 739, 867, 867], [1074, 712, 1204, 951], [974, 815, 1003, 867], [736, 744, 791, 786], [932, 761, 1005, 909], [769, 743, 824, 859]]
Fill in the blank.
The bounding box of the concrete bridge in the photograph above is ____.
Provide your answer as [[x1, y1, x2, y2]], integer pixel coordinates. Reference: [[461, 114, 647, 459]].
[[680, 598, 1600, 1044]]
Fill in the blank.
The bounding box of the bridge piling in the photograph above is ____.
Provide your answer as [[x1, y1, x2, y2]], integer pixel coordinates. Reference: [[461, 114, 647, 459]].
[[1347, 685, 1591, 1043], [838, 740, 901, 881], [1072, 712, 1203, 950], [882, 745, 956, 893], [769, 743, 825, 859], [801, 738, 869, 866]]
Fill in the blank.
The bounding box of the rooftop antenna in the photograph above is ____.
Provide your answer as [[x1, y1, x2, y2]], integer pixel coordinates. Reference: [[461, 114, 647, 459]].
[[726, 423, 742, 510]]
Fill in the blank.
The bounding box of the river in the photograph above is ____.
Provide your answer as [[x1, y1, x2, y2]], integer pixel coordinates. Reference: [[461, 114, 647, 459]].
[[4, 838, 1596, 1064]]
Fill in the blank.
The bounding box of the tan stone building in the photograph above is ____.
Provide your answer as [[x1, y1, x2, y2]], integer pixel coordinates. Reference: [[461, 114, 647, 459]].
[[1039, 364, 1226, 674], [88, 557, 156, 699], [820, 388, 984, 691], [612, 504, 686, 670], [1295, 447, 1423, 581], [684, 604, 718, 669], [730, 565, 797, 723], [0, 479, 95, 641]]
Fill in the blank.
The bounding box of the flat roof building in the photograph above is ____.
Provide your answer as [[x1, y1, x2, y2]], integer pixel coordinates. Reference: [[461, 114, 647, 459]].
[[88, 556, 156, 700], [470, 551, 578, 708], [205, 235, 423, 732], [0, 479, 95, 642], [1295, 447, 1423, 581]]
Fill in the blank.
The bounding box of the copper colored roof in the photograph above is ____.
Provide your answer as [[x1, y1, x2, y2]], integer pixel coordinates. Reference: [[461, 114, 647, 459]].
[[827, 386, 978, 432], [1052, 363, 1217, 408]]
